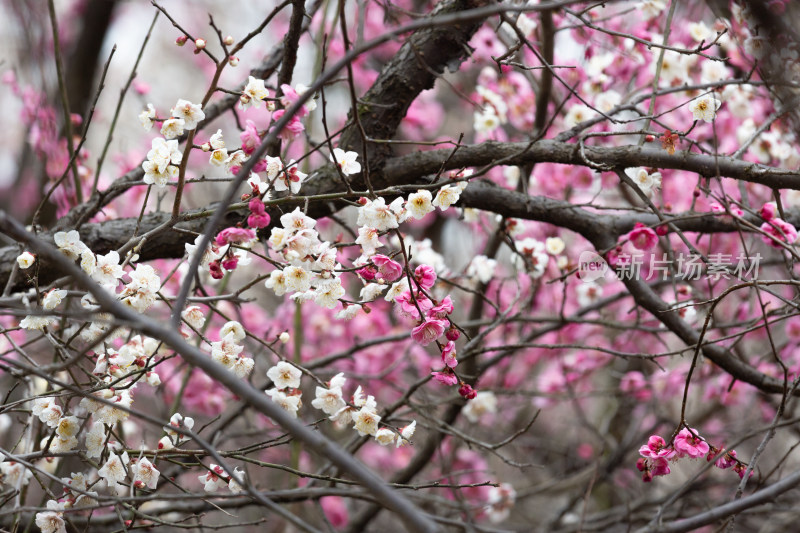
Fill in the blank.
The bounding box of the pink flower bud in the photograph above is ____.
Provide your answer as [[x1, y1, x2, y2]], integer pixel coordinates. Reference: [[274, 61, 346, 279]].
[[175, 35, 188, 46]]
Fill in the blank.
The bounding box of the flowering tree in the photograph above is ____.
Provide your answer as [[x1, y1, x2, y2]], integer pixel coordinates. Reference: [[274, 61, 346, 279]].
[[2, 0, 800, 531]]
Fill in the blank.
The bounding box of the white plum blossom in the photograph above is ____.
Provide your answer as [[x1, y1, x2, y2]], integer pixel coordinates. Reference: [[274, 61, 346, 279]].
[[120, 264, 161, 312], [32, 398, 63, 428], [384, 278, 410, 302], [406, 190, 435, 220], [625, 167, 662, 196], [267, 361, 302, 390], [220, 320, 246, 343], [98, 451, 129, 488], [131, 457, 160, 489], [357, 198, 402, 232], [311, 374, 347, 415], [485, 483, 516, 523], [545, 237, 565, 256], [398, 420, 417, 447], [375, 428, 396, 446], [283, 265, 312, 293], [638, 0, 666, 19], [264, 269, 288, 296], [432, 182, 468, 211], [689, 93, 722, 123], [160, 118, 185, 139], [84, 424, 106, 459], [360, 283, 386, 302], [55, 416, 80, 439], [353, 407, 381, 437], [54, 230, 87, 260], [228, 467, 245, 493], [330, 148, 361, 175], [265, 388, 301, 417], [35, 500, 66, 533], [20, 314, 55, 331], [563, 104, 595, 128], [199, 464, 227, 492], [467, 255, 497, 284], [139, 103, 156, 131], [16, 251, 35, 269], [171, 99, 205, 129], [355, 226, 383, 256], [314, 278, 345, 309], [239, 76, 270, 110], [463, 391, 498, 423], [92, 251, 124, 288], [224, 150, 248, 174], [42, 289, 67, 310], [576, 282, 603, 307]]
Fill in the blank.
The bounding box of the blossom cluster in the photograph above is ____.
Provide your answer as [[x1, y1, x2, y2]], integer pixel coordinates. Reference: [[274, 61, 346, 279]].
[[637, 429, 750, 482]]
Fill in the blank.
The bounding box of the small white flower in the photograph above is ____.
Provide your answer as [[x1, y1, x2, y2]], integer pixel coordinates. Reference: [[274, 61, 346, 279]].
[[467, 255, 497, 284], [98, 451, 129, 487], [330, 148, 361, 176], [311, 385, 345, 415], [265, 388, 301, 417], [42, 289, 67, 311], [139, 103, 156, 132], [689, 93, 722, 123], [220, 320, 246, 343], [545, 237, 565, 256], [16, 251, 35, 269], [353, 407, 381, 437], [54, 230, 87, 260], [35, 500, 65, 533], [131, 457, 160, 489], [266, 361, 302, 390], [171, 99, 205, 130], [180, 306, 205, 330], [314, 278, 345, 309], [240, 76, 270, 110], [375, 428, 396, 446], [463, 391, 497, 423], [406, 190, 435, 220], [55, 416, 80, 439], [160, 118, 185, 139], [432, 183, 467, 211]]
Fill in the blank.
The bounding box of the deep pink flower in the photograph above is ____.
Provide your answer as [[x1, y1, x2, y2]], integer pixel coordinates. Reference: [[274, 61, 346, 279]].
[[372, 254, 403, 282], [627, 223, 658, 251], [673, 428, 709, 459], [215, 227, 255, 246], [414, 264, 437, 289], [320, 496, 348, 528], [411, 318, 447, 346], [396, 291, 433, 320], [240, 120, 260, 155], [446, 326, 460, 341], [221, 256, 238, 271], [441, 340, 457, 368], [458, 383, 477, 399], [427, 296, 454, 319], [708, 447, 737, 469], [432, 367, 458, 386], [272, 109, 305, 141], [247, 198, 270, 228], [639, 435, 675, 460], [761, 218, 798, 248]]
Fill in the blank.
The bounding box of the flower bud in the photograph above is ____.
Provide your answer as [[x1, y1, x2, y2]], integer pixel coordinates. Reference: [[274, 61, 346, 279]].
[[175, 35, 188, 46], [195, 38, 206, 50], [229, 55, 239, 67], [224, 35, 234, 46]]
